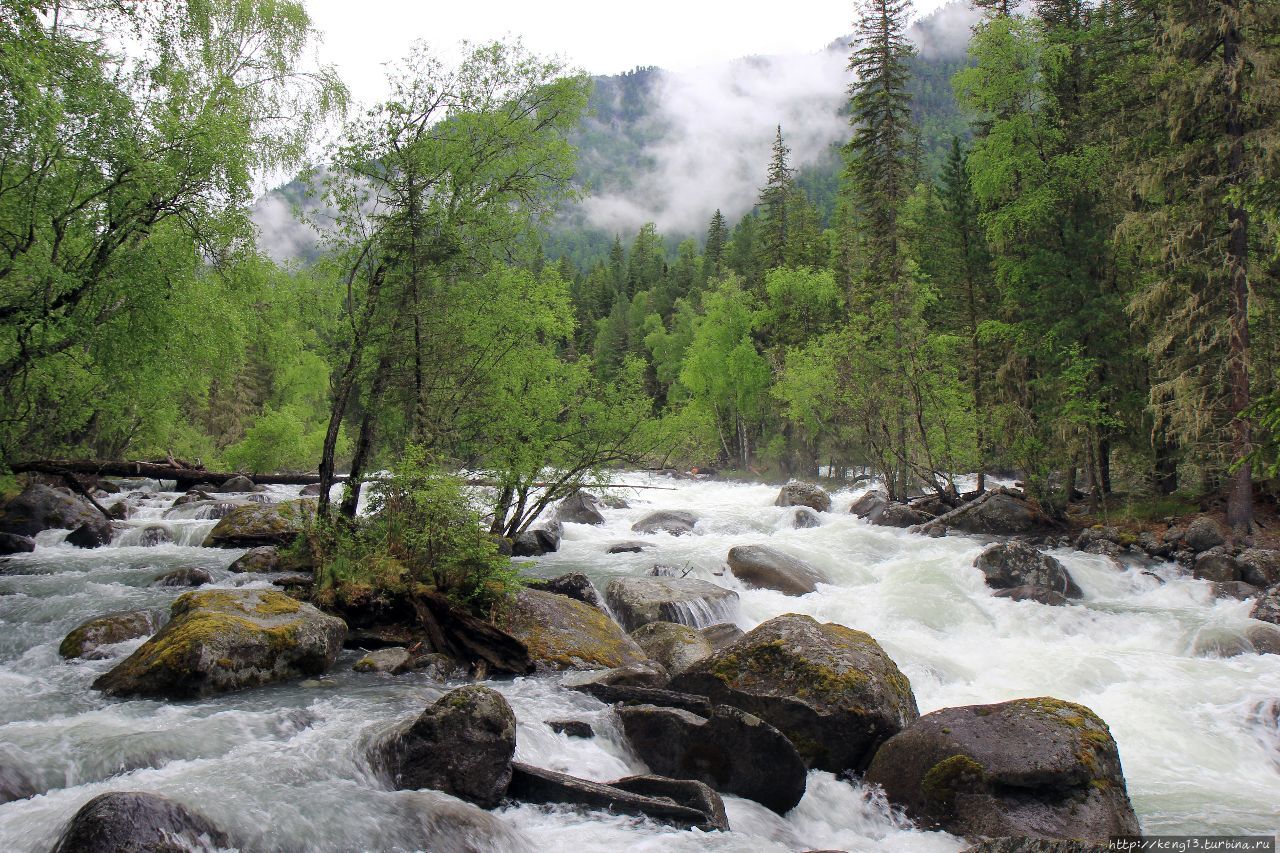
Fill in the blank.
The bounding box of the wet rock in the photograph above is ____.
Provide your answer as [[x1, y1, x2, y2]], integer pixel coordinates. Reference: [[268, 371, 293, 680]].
[[618, 703, 806, 814], [511, 521, 562, 556], [201, 501, 311, 548], [554, 490, 606, 525], [400, 790, 531, 853], [775, 481, 831, 513], [299, 483, 324, 497], [699, 622, 744, 649], [1193, 547, 1242, 583], [218, 474, 261, 493], [1212, 581, 1259, 601], [630, 621, 713, 675], [412, 652, 468, 681], [172, 489, 212, 507], [932, 491, 1055, 537], [1251, 584, 1280, 625], [631, 510, 698, 536], [850, 489, 890, 521], [1183, 516, 1225, 552], [974, 542, 1082, 599], [1138, 531, 1172, 559], [601, 495, 630, 509], [1247, 624, 1280, 655], [93, 589, 345, 699], [1237, 549, 1280, 589], [525, 572, 604, 609], [59, 610, 163, 660], [51, 791, 230, 853], [229, 545, 282, 573], [272, 575, 314, 594], [864, 697, 1140, 842], [0, 532, 34, 555], [377, 685, 516, 808], [105, 501, 130, 521], [66, 519, 113, 549], [606, 540, 651, 554], [508, 762, 722, 831], [872, 503, 936, 528], [354, 647, 413, 674], [604, 576, 740, 631], [991, 586, 1069, 606], [136, 525, 171, 547], [580, 660, 671, 687], [0, 483, 102, 537], [0, 762, 38, 804], [609, 775, 729, 832], [570, 682, 712, 716], [496, 588, 648, 672], [965, 841, 1107, 853], [151, 567, 212, 587], [791, 507, 822, 528], [726, 545, 830, 596], [1075, 526, 1120, 552], [547, 719, 594, 738], [671, 613, 919, 773]]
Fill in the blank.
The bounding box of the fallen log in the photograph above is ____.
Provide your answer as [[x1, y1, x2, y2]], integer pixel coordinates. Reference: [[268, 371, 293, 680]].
[[10, 459, 338, 490]]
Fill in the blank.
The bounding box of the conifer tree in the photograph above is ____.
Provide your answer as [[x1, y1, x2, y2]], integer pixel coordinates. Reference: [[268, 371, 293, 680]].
[[758, 126, 795, 271]]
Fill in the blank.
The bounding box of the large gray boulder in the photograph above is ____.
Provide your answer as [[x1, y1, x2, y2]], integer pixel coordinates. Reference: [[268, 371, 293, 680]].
[[925, 490, 1055, 537], [92, 589, 345, 699], [496, 588, 648, 671], [508, 763, 725, 831], [618, 703, 807, 814], [974, 542, 1082, 599], [201, 500, 312, 548], [51, 791, 230, 853], [554, 490, 606, 525], [65, 519, 113, 549], [1251, 584, 1280, 626], [511, 521, 562, 556], [775, 481, 831, 513], [631, 510, 698, 536], [791, 507, 822, 528], [1193, 548, 1243, 583], [524, 572, 604, 609], [629, 621, 714, 676], [872, 503, 936, 528], [1237, 549, 1280, 589], [865, 698, 1140, 842], [1183, 517, 1226, 552], [376, 685, 516, 808], [671, 614, 919, 773], [229, 545, 282, 573], [609, 775, 729, 832], [604, 576, 740, 631], [850, 489, 890, 521], [0, 532, 35, 555], [726, 545, 830, 596], [0, 483, 102, 537], [59, 610, 163, 660]]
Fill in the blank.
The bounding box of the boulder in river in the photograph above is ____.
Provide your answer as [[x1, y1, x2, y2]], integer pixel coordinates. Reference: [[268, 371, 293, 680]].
[[872, 503, 936, 528], [965, 842, 1107, 853], [524, 572, 604, 609], [606, 540, 651, 554], [864, 697, 1140, 842], [991, 586, 1069, 606], [670, 613, 919, 773], [377, 685, 516, 808], [136, 525, 171, 547], [547, 719, 594, 738], [229, 545, 282, 573], [604, 576, 740, 631], [923, 490, 1055, 537], [618, 703, 807, 814], [59, 610, 163, 660], [354, 647, 414, 674], [726, 545, 830, 596], [0, 483, 102, 537], [496, 587, 648, 671], [576, 659, 671, 688], [631, 510, 698, 536], [0, 761, 38, 805], [508, 762, 725, 831], [608, 775, 729, 832], [700, 622, 744, 649], [217, 474, 261, 493], [850, 489, 890, 521], [1237, 548, 1280, 589], [1193, 548, 1243, 583], [570, 681, 711, 715], [92, 589, 345, 699], [299, 483, 325, 497], [172, 489, 212, 507], [629, 621, 713, 676], [511, 521, 562, 556], [0, 532, 34, 555], [151, 567, 212, 587], [974, 542, 1082, 599], [201, 500, 312, 548], [65, 519, 113, 549], [791, 507, 821, 528], [51, 791, 230, 853], [1251, 584, 1280, 626], [775, 481, 831, 513], [1182, 516, 1225, 552], [554, 490, 606, 525]]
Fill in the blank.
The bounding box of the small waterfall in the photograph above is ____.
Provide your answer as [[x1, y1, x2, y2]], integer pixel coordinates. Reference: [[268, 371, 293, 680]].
[[660, 594, 740, 629]]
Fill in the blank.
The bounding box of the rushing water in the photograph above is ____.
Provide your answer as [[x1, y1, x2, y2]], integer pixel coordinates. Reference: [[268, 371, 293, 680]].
[[0, 474, 1278, 852]]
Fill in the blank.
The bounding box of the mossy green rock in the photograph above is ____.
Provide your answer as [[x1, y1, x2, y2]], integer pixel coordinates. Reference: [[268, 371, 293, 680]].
[[629, 621, 713, 675], [92, 588, 346, 699], [59, 610, 163, 660], [0, 483, 101, 537], [497, 588, 648, 672], [865, 697, 1140, 842], [201, 500, 313, 548], [670, 613, 918, 773]]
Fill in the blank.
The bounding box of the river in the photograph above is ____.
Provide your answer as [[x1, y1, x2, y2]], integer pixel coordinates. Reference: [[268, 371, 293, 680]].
[[0, 474, 1277, 851]]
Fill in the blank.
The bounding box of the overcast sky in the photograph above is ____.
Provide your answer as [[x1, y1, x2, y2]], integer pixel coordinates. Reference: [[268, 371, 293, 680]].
[[306, 0, 959, 106]]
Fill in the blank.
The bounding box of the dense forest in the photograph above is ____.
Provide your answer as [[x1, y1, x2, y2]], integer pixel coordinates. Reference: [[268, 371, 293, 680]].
[[3, 0, 1279, 534]]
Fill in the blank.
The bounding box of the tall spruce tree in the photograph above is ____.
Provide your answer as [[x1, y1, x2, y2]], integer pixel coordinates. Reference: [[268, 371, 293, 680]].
[[758, 126, 795, 271], [704, 209, 729, 284]]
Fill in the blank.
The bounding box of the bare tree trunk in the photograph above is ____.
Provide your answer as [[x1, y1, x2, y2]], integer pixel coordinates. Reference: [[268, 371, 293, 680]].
[[339, 349, 396, 519]]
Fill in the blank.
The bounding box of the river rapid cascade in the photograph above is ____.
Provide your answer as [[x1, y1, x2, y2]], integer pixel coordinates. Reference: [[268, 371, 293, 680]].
[[0, 474, 1278, 852]]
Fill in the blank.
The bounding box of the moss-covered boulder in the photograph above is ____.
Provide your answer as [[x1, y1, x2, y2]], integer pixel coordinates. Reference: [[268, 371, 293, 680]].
[[51, 791, 230, 853], [865, 698, 1140, 842], [670, 613, 919, 773], [201, 500, 312, 548], [59, 610, 163, 660], [0, 483, 101, 537], [376, 685, 516, 808], [630, 621, 713, 676], [604, 576, 740, 631], [92, 589, 345, 699], [228, 545, 282, 573], [496, 588, 648, 671], [726, 545, 830, 596]]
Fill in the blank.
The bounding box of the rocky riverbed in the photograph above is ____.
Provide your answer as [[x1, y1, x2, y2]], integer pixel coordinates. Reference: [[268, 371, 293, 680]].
[[0, 474, 1277, 851]]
